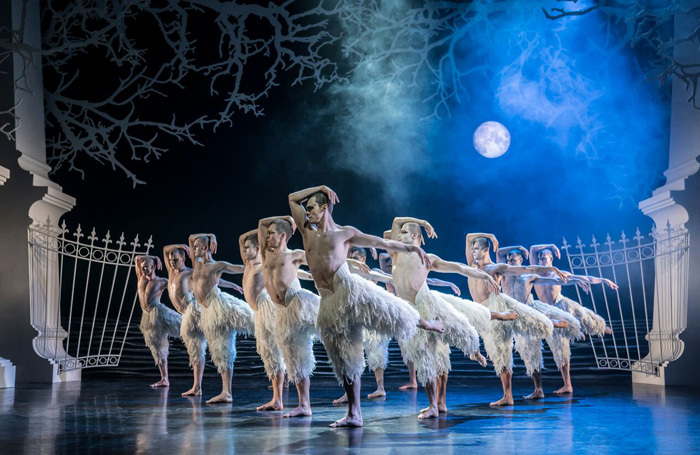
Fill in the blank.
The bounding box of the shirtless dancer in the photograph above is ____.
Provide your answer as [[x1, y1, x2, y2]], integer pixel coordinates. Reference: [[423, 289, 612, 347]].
[[389, 218, 502, 419], [333, 247, 462, 403], [134, 255, 182, 388], [189, 234, 255, 404], [163, 244, 243, 396], [289, 185, 445, 427], [259, 216, 321, 418], [237, 231, 286, 410], [530, 244, 617, 394], [466, 233, 566, 406], [496, 246, 582, 400]]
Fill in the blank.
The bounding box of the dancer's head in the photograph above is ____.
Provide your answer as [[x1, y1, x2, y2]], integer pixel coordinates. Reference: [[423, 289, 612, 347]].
[[192, 236, 211, 260], [306, 192, 333, 225], [267, 220, 292, 249], [538, 248, 554, 266], [399, 222, 422, 245], [141, 257, 156, 276], [348, 246, 367, 263], [168, 247, 188, 270], [378, 252, 392, 273], [471, 236, 491, 261], [506, 249, 524, 266], [243, 235, 260, 261]]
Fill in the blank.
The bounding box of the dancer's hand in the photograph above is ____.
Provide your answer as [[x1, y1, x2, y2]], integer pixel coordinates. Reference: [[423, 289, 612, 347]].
[[424, 223, 437, 239], [603, 278, 618, 290], [486, 275, 500, 294], [209, 235, 218, 254], [576, 280, 590, 294], [554, 268, 568, 282], [155, 257, 163, 271], [413, 247, 431, 268], [450, 283, 461, 296], [231, 283, 244, 294], [370, 248, 378, 260], [322, 186, 339, 204]]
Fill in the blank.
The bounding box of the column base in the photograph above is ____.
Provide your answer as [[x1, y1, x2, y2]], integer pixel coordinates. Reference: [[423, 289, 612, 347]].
[[52, 363, 81, 383], [632, 366, 665, 386], [0, 358, 16, 388]]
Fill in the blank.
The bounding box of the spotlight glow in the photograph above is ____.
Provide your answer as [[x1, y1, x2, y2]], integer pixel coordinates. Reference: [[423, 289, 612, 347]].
[[473, 121, 510, 158]]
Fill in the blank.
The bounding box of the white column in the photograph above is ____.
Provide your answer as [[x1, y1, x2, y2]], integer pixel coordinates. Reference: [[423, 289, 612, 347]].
[[0, 165, 17, 388]]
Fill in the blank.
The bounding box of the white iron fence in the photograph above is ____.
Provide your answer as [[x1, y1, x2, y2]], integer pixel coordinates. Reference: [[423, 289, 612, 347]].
[[562, 222, 689, 377], [27, 218, 153, 373]]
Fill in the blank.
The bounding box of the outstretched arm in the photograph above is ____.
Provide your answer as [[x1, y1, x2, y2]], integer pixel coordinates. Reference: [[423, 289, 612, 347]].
[[347, 262, 394, 284], [288, 185, 338, 233], [218, 278, 243, 294], [350, 228, 431, 267], [465, 233, 499, 266], [577, 275, 619, 290], [390, 217, 437, 243], [529, 244, 561, 265], [297, 269, 314, 281], [429, 254, 499, 293], [532, 274, 591, 293], [212, 261, 245, 276], [425, 277, 462, 296], [238, 230, 258, 262], [497, 245, 528, 264]]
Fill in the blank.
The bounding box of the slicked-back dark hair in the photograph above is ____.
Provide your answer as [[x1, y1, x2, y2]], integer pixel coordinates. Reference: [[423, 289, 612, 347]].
[[472, 236, 491, 249], [538, 248, 554, 259], [349, 246, 367, 260], [507, 249, 524, 261], [271, 219, 292, 239], [309, 191, 334, 214], [244, 234, 259, 248]]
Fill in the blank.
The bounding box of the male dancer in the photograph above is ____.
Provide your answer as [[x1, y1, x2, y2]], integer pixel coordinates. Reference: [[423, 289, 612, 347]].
[[530, 244, 617, 394], [258, 216, 320, 418], [238, 230, 286, 411], [189, 233, 255, 404], [289, 185, 445, 427], [389, 217, 502, 419], [135, 255, 182, 388], [466, 233, 565, 406], [163, 244, 243, 396], [496, 246, 582, 399]]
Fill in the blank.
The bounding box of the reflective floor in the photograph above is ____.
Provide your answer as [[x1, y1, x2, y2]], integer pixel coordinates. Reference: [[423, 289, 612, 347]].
[[1, 375, 698, 454]]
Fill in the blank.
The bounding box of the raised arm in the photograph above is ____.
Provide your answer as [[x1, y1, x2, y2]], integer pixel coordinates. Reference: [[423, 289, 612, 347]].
[[258, 216, 296, 259], [429, 254, 499, 293], [529, 244, 561, 265], [134, 255, 146, 279], [425, 277, 462, 296], [163, 244, 189, 273], [497, 245, 528, 264], [390, 217, 437, 242], [238, 229, 258, 261], [288, 185, 339, 233], [349, 228, 431, 267], [188, 233, 217, 255], [465, 233, 499, 266]]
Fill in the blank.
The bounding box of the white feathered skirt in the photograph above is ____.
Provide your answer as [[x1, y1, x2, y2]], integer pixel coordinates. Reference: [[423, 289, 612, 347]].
[[140, 300, 182, 365], [402, 284, 481, 385], [274, 278, 319, 384], [255, 289, 285, 381], [180, 292, 207, 367], [555, 294, 607, 337], [199, 287, 255, 373], [481, 293, 553, 375], [316, 263, 420, 384], [363, 330, 390, 372], [435, 292, 492, 335]]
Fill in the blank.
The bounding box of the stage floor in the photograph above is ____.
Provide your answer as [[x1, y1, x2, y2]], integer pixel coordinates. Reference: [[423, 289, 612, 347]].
[[1, 376, 697, 454]]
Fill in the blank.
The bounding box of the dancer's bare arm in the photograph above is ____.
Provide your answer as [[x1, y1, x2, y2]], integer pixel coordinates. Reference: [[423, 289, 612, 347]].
[[210, 261, 245, 276], [496, 262, 568, 282], [134, 255, 162, 278], [288, 185, 339, 233], [188, 233, 218, 255], [162, 244, 189, 274], [497, 245, 528, 263], [532, 274, 590, 293], [390, 217, 437, 242], [349, 228, 431, 267], [347, 262, 393, 284], [465, 233, 499, 266], [258, 216, 296, 259], [529, 244, 560, 265], [297, 269, 314, 281], [425, 277, 462, 296], [428, 254, 499, 293], [218, 277, 244, 294], [576, 275, 618, 290]]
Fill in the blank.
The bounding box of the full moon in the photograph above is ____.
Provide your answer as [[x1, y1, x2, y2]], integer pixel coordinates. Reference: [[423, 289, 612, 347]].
[[473, 121, 511, 158]]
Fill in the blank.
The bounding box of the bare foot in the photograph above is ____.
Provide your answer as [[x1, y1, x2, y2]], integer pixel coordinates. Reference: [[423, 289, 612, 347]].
[[206, 392, 233, 404], [554, 386, 573, 394], [552, 320, 569, 329], [333, 393, 348, 404], [523, 390, 544, 400], [604, 326, 613, 335], [423, 319, 445, 333], [399, 382, 417, 391], [470, 352, 488, 367], [418, 406, 439, 419], [490, 396, 514, 406], [181, 386, 201, 396], [368, 388, 386, 399], [283, 405, 312, 418], [438, 404, 447, 413], [419, 406, 430, 414], [150, 379, 169, 388], [257, 400, 283, 411], [501, 310, 518, 321], [330, 415, 363, 427]]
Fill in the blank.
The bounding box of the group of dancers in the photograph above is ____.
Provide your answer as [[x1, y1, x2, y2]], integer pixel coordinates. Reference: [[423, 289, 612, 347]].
[[134, 185, 618, 427]]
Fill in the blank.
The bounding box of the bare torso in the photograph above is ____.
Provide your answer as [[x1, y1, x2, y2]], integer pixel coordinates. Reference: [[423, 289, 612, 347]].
[[468, 263, 504, 303], [392, 251, 429, 304], [166, 267, 193, 314], [242, 261, 265, 309], [262, 249, 304, 305], [302, 227, 354, 291], [191, 261, 225, 306], [534, 271, 561, 303], [137, 276, 168, 311]]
